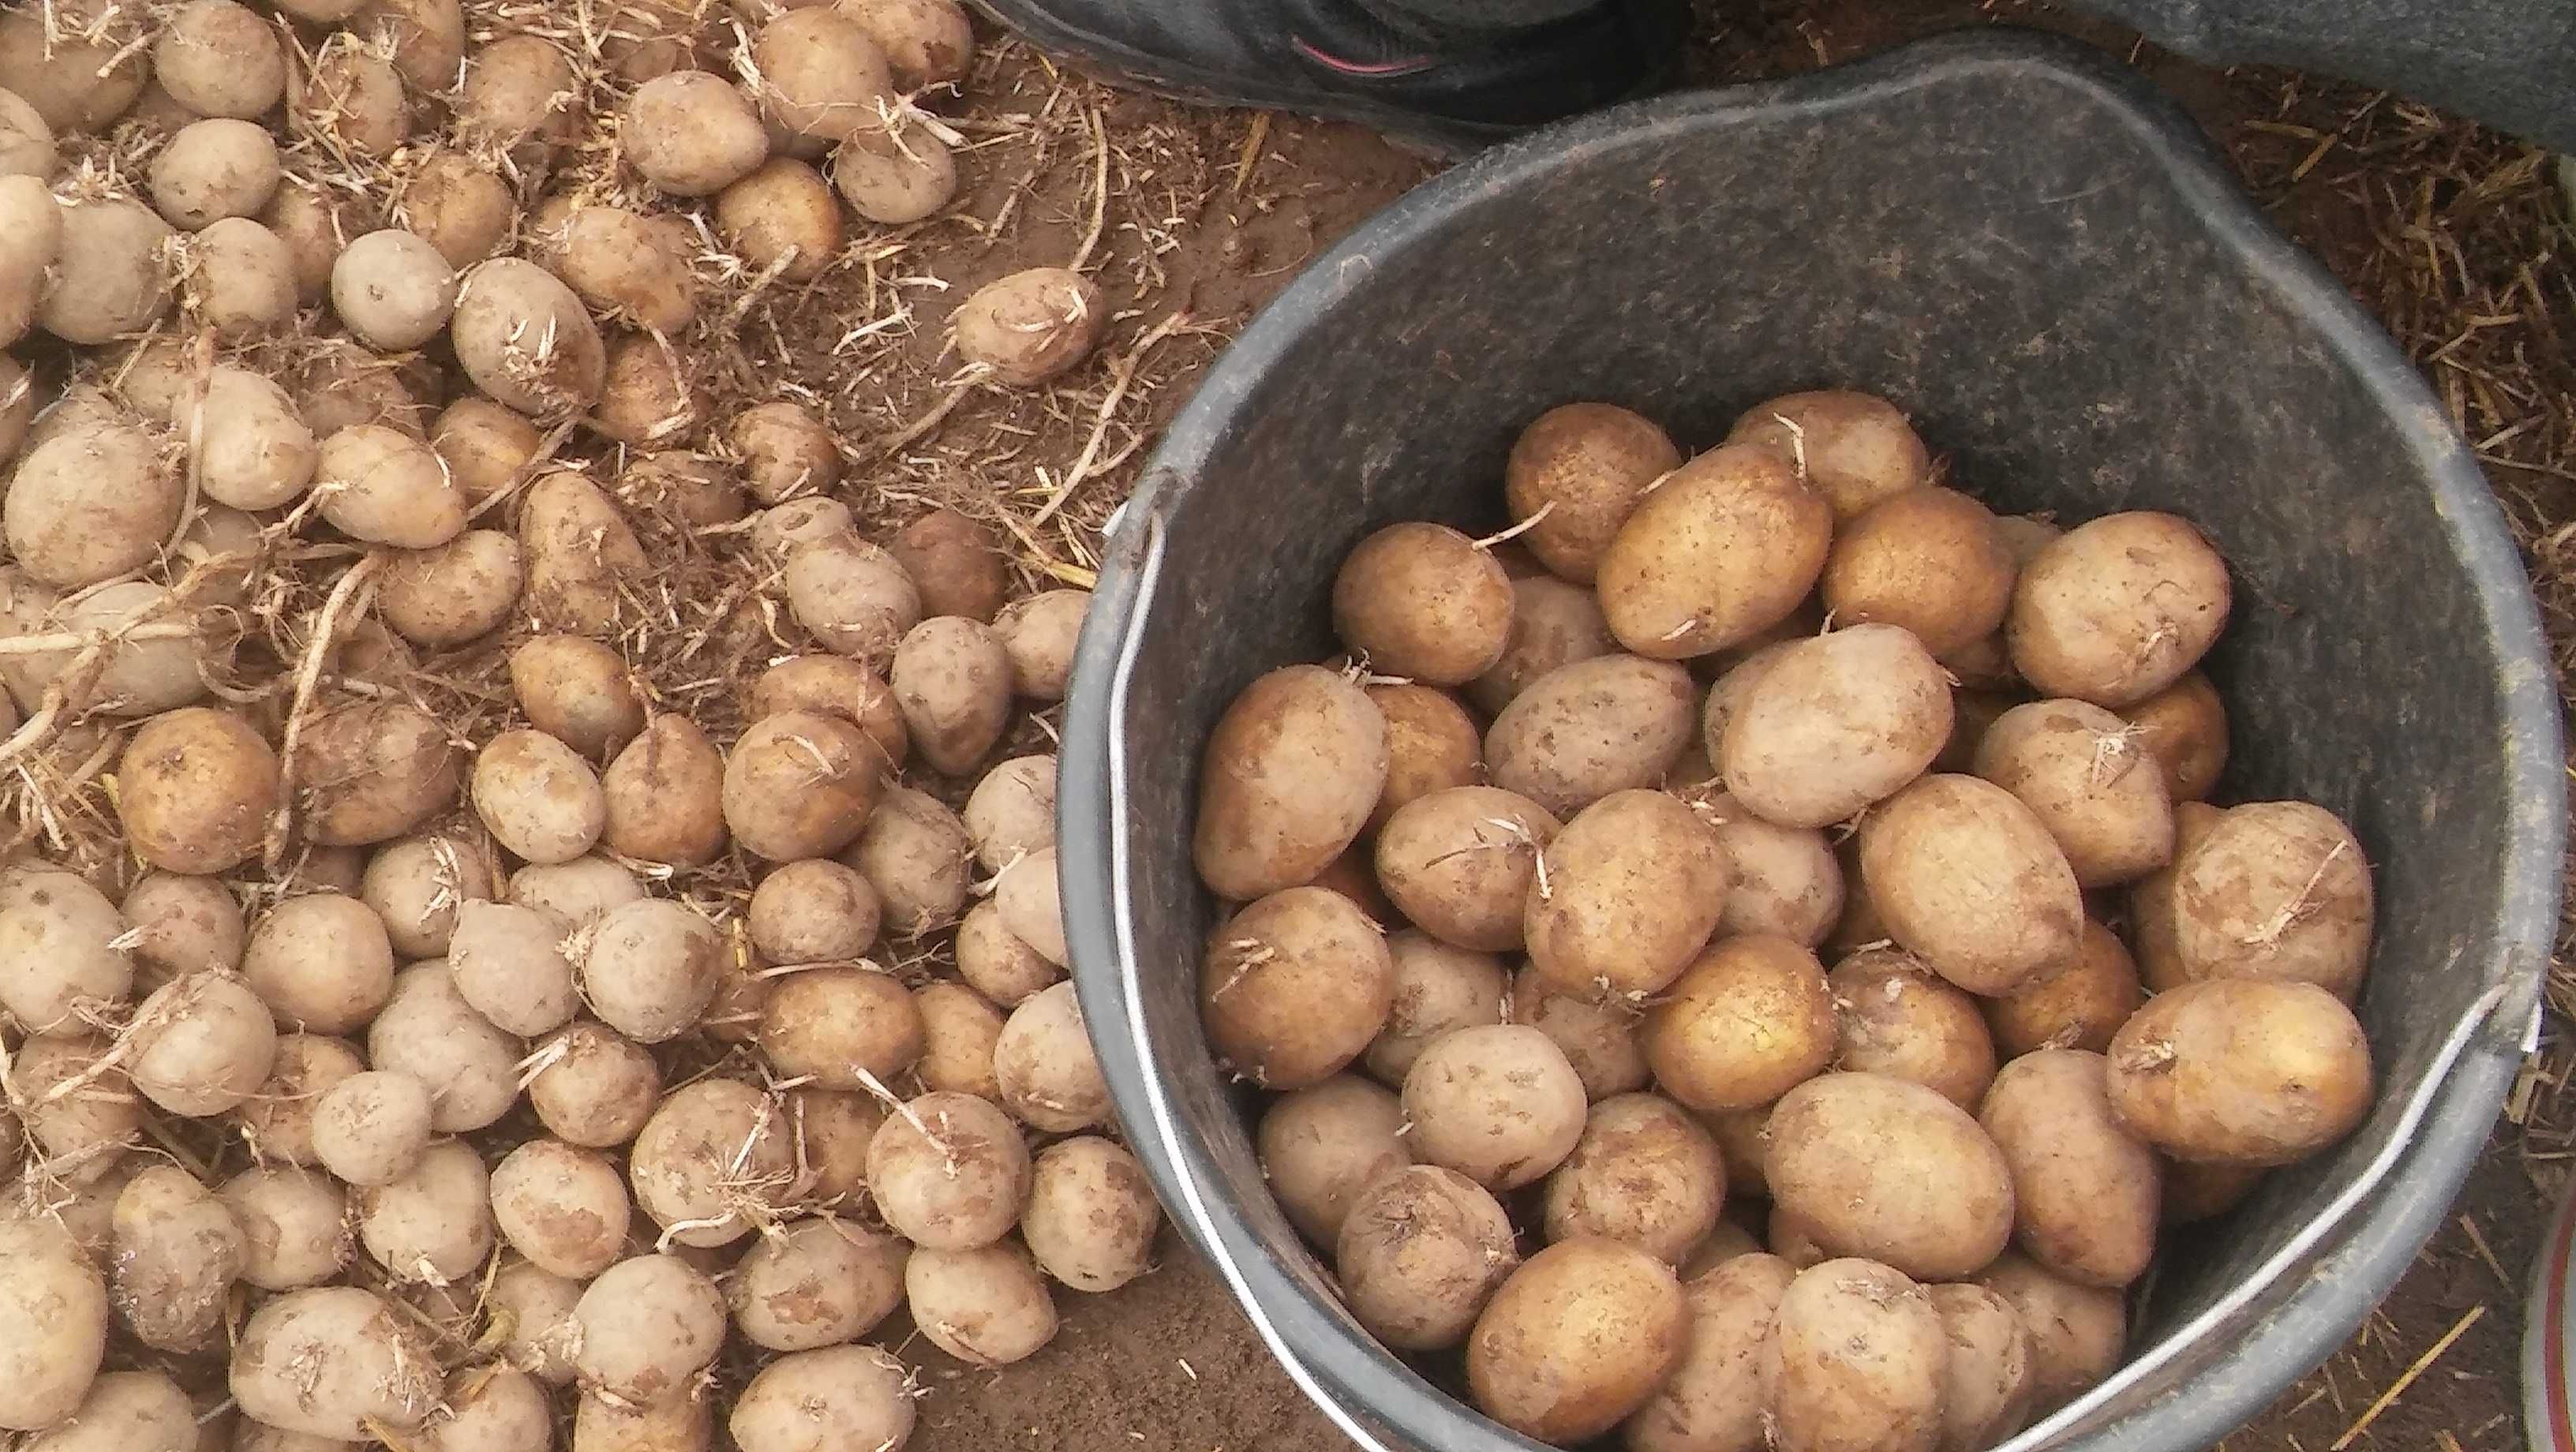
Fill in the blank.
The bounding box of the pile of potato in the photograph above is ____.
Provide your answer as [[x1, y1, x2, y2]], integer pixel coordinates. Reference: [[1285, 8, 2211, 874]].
[[0, 2, 1156, 1449], [1194, 390, 2380, 1450]]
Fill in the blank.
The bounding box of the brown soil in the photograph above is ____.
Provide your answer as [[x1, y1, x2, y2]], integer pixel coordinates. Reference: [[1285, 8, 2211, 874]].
[[891, 2, 2574, 1450]]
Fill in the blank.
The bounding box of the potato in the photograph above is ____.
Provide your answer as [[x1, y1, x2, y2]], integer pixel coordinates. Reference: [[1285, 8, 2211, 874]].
[[122, 870, 248, 987], [844, 784, 972, 934], [994, 588, 1088, 700], [718, 1213, 904, 1353], [758, 964, 921, 1089], [1971, 697, 2175, 889], [1927, 1283, 2036, 1452], [985, 978, 1101, 1130], [0, 176, 58, 349], [17, 581, 212, 717], [378, 531, 522, 648], [1827, 948, 1997, 1109], [732, 1344, 915, 1452], [1373, 785, 1559, 952], [837, 0, 974, 86], [471, 728, 606, 864], [432, 398, 541, 503], [1331, 522, 1514, 683], [398, 152, 516, 268], [591, 331, 700, 446], [528, 1020, 662, 1147], [310, 1069, 434, 1188], [178, 365, 316, 512], [489, 1261, 584, 1387], [1467, 1238, 1687, 1443], [567, 896, 721, 1044], [314, 423, 467, 548], [2105, 977, 2372, 1166], [149, 118, 280, 229], [1597, 443, 1832, 658], [752, 9, 889, 144], [191, 213, 302, 339], [212, 1166, 350, 1296], [558, 205, 696, 333], [745, 859, 878, 965], [439, 901, 574, 1036], [1720, 625, 1953, 829], [1857, 773, 2084, 995], [1335, 1163, 1518, 1350], [1200, 885, 1394, 1091], [329, 229, 456, 350], [294, 339, 432, 438], [1684, 789, 1844, 946], [256, 180, 349, 307], [489, 1138, 630, 1279], [298, 699, 462, 845], [728, 399, 841, 503], [422, 1367, 549, 1452], [1257, 1074, 1410, 1247], [956, 897, 1061, 1006], [572, 1255, 727, 1404], [867, 1090, 1029, 1249], [356, 1138, 494, 1284], [107, 707, 274, 875], [1767, 1072, 2014, 1280], [1500, 402, 1679, 584], [2007, 511, 2231, 707], [1402, 1022, 1585, 1189], [2170, 799, 2373, 1000], [0, 1215, 107, 1428], [1194, 664, 1388, 900], [22, 1372, 199, 1452], [102, 1164, 242, 1355], [0, 8, 144, 133], [504, 636, 642, 762], [626, 71, 768, 194], [1974, 1252, 2125, 1413], [369, 964, 522, 1132], [10, 1031, 140, 1178], [6, 414, 182, 588], [2163, 1158, 2265, 1225], [620, 449, 747, 529], [1643, 935, 1835, 1113], [891, 616, 1010, 773], [1486, 653, 1696, 817], [631, 1079, 797, 1247], [290, 35, 406, 155], [1984, 918, 2142, 1057], [232, 1287, 442, 1439], [1819, 486, 2015, 655], [36, 195, 173, 345], [720, 708, 881, 860], [1761, 1258, 1947, 1452], [0, 357, 31, 465], [1626, 1252, 1797, 1452], [1523, 791, 1727, 1005], [788, 536, 927, 664], [994, 846, 1067, 967], [2112, 673, 2226, 806], [228, 1033, 358, 1169], [1982, 1048, 2159, 1289], [963, 753, 1056, 871], [455, 34, 578, 164], [955, 266, 1106, 385], [780, 1086, 879, 1209], [1363, 930, 1508, 1086], [0, 85, 50, 177], [1511, 964, 1650, 1100], [1464, 574, 1616, 717], [886, 507, 1006, 621], [1020, 1135, 1159, 1293], [717, 158, 844, 282], [1354, 683, 1476, 833], [1727, 390, 1930, 521], [242, 891, 395, 1034], [1538, 1092, 1724, 1264], [126, 968, 278, 1117], [451, 260, 607, 420]]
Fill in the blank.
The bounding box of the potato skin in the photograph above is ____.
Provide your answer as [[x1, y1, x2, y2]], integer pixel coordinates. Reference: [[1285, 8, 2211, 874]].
[[1625, 1252, 1796, 1452], [953, 266, 1104, 385], [1761, 1258, 1949, 1452], [2170, 800, 2374, 1001], [230, 1287, 442, 1439], [1597, 443, 1833, 658], [1503, 402, 1679, 584], [1466, 573, 1617, 717], [2129, 799, 2226, 994], [624, 71, 768, 195], [451, 259, 606, 419], [1365, 930, 1509, 1087], [724, 709, 885, 862], [2007, 511, 2231, 707], [1643, 934, 1835, 1113], [2118, 671, 2229, 803], [1200, 886, 1394, 1091], [1364, 682, 1481, 833], [1193, 664, 1388, 901], [1980, 1049, 2161, 1288], [1721, 623, 1953, 829], [1857, 773, 2084, 996], [116, 707, 279, 874], [1983, 919, 2143, 1057], [2104, 978, 2373, 1166], [1526, 789, 1732, 1001], [1766, 1071, 2015, 1281], [1336, 1164, 1518, 1350], [1331, 522, 1515, 684], [1486, 653, 1697, 818], [1466, 1238, 1687, 1444]]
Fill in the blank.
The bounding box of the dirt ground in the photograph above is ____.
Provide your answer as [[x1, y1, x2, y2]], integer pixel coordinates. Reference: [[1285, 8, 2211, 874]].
[[884, 2, 2576, 1450]]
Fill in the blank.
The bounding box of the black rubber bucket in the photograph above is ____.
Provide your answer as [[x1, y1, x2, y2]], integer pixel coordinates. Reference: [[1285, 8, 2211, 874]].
[[1059, 28, 2565, 1452]]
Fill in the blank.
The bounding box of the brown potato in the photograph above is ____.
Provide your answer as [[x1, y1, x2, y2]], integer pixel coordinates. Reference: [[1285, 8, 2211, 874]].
[[241, 891, 395, 1035], [2170, 799, 2374, 1000], [2163, 1158, 2266, 1225], [1194, 664, 1388, 901], [1259, 1075, 1412, 1247], [220, 1165, 352, 1292], [128, 969, 279, 1117], [380, 531, 522, 646], [116, 706, 279, 874], [455, 34, 579, 165], [1975, 1252, 2125, 1413], [1363, 682, 1481, 833], [994, 588, 1089, 702], [0, 9, 145, 134], [1726, 389, 1930, 521], [953, 266, 1105, 386], [1466, 572, 1617, 716], [2118, 670, 2228, 803], [229, 1033, 358, 1169], [1857, 773, 2084, 995], [1402, 1023, 1586, 1190], [590, 331, 698, 446], [1821, 485, 2016, 655], [784, 534, 923, 662], [6, 414, 183, 588], [625, 71, 768, 195], [150, 118, 281, 230], [471, 728, 606, 864], [1644, 935, 1835, 1113], [1201, 885, 1394, 1091], [397, 150, 515, 268], [914, 980, 1004, 1099], [230, 1289, 442, 1442], [1541, 1092, 1724, 1263], [290, 36, 406, 156], [836, 0, 974, 87], [9, 1031, 140, 1176], [577, 898, 724, 1045], [509, 635, 646, 762], [1930, 1282, 2036, 1452], [490, 1262, 583, 1387], [629, 1080, 796, 1248], [962, 753, 1056, 873], [558, 205, 696, 333], [886, 508, 1007, 621], [993, 979, 1107, 1130], [432, 398, 542, 505], [717, 157, 844, 282], [1501, 401, 1679, 584], [0, 85, 51, 179], [1526, 789, 1731, 1001], [891, 615, 1011, 774], [2007, 511, 2231, 707], [1331, 522, 1514, 684], [761, 965, 923, 1089], [1984, 919, 2143, 1057], [596, 714, 727, 866], [1827, 947, 1998, 1109], [256, 179, 349, 307], [1374, 785, 1560, 952], [1982, 1048, 2160, 1289], [1767, 1071, 2015, 1280], [1627, 1252, 1796, 1452], [1721, 624, 1953, 829], [1364, 930, 1508, 1087], [1336, 1164, 1518, 1349], [40, 196, 176, 345], [1021, 1135, 1159, 1292], [110, 1165, 247, 1353], [865, 1091, 1028, 1250], [1973, 697, 2176, 888], [1692, 788, 1844, 945], [1486, 653, 1696, 818], [724, 709, 885, 861], [844, 784, 972, 936], [752, 9, 890, 144], [904, 1241, 1057, 1366], [154, 0, 286, 118], [1762, 1258, 1948, 1452], [491, 1138, 630, 1279], [2106, 977, 2372, 1165], [731, 1344, 915, 1452], [122, 870, 248, 988], [1597, 442, 1831, 658], [451, 260, 607, 421], [1511, 964, 1650, 1100], [729, 1214, 905, 1351], [728, 399, 841, 503], [1467, 1238, 1687, 1443], [571, 1255, 726, 1405], [528, 1020, 662, 1148]]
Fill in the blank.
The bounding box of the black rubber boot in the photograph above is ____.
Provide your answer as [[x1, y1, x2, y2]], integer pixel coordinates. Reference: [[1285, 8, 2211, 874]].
[[965, 0, 1690, 153]]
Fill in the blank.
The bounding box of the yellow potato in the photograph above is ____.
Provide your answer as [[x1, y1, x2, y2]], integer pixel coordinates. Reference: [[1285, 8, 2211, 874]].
[[2104, 978, 2372, 1166], [1726, 389, 1930, 521], [1597, 442, 1832, 658], [2117, 670, 2229, 803], [1766, 1071, 2015, 1280], [1826, 947, 1997, 1110], [1525, 789, 1732, 1002], [1819, 485, 2016, 655], [1857, 773, 2084, 996], [1642, 934, 1835, 1113], [1193, 664, 1387, 901], [1501, 401, 1679, 584], [1761, 1258, 1948, 1452], [1980, 1048, 2161, 1288], [1466, 1238, 1686, 1444], [2170, 800, 2373, 1001], [1331, 522, 1514, 685], [1200, 886, 1394, 1091], [1373, 785, 1560, 952], [1974, 697, 2176, 888], [2006, 511, 2231, 707], [1485, 653, 1697, 817], [1720, 624, 1953, 829]]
